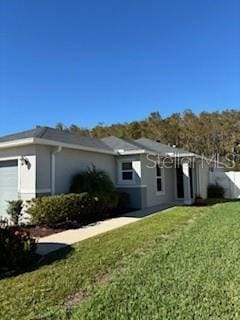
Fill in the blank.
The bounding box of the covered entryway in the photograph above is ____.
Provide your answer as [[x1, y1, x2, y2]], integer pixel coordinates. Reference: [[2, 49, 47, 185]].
[[176, 165, 194, 199], [0, 160, 18, 218], [175, 161, 196, 204]]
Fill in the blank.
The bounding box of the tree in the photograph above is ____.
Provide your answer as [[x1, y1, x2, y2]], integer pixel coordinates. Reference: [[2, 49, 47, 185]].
[[55, 109, 240, 169]]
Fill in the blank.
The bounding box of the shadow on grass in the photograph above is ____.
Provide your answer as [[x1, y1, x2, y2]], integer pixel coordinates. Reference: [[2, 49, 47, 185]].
[[0, 244, 74, 280], [193, 198, 240, 207], [123, 203, 177, 218], [38, 244, 74, 267]]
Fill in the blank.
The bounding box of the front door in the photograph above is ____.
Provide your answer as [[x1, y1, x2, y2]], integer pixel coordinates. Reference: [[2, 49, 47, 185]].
[[176, 165, 193, 199], [176, 165, 184, 198]]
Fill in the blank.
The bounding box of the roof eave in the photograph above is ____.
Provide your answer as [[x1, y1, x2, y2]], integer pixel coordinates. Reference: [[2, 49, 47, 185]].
[[0, 137, 116, 155], [0, 138, 35, 149], [167, 152, 196, 157], [116, 149, 155, 155], [33, 138, 117, 155]]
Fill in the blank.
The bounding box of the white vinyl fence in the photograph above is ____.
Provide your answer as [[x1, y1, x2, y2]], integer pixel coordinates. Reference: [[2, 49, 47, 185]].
[[209, 171, 240, 199]]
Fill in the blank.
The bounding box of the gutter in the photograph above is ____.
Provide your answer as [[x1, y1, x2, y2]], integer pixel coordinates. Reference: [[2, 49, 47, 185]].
[[0, 138, 35, 149]]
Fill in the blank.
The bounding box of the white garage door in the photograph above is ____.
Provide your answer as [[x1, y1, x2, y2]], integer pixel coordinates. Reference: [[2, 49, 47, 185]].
[[0, 160, 18, 218]]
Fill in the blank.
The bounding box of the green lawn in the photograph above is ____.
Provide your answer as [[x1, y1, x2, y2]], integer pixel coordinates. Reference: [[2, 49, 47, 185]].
[[1, 202, 240, 319]]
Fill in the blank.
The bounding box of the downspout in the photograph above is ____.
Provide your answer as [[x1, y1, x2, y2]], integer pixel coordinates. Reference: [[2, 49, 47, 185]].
[[51, 146, 62, 195]]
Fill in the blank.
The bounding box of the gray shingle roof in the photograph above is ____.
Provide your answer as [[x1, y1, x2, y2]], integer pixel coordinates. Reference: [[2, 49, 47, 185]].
[[135, 138, 195, 156], [0, 127, 114, 153], [102, 136, 143, 152], [0, 127, 195, 156], [0, 127, 47, 143], [102, 136, 194, 156]]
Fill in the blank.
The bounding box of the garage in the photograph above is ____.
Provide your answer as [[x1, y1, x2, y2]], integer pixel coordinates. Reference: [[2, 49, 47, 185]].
[[0, 160, 18, 218]]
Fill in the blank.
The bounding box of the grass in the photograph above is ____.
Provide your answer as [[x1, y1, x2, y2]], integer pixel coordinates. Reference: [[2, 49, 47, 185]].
[[1, 202, 240, 319]]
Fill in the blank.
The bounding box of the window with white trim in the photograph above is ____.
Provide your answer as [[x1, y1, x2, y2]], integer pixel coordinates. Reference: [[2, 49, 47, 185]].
[[121, 161, 133, 181], [156, 164, 164, 193]]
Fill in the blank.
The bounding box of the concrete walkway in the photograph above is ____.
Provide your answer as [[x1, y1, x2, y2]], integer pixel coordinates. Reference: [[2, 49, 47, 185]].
[[37, 203, 177, 256]]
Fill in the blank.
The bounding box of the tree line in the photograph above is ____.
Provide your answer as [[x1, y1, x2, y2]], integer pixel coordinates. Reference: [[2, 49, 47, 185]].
[[56, 109, 240, 169]]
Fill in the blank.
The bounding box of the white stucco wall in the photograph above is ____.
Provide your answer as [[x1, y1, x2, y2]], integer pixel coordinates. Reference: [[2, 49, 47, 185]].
[[54, 147, 116, 194], [36, 145, 52, 194], [0, 142, 208, 211]]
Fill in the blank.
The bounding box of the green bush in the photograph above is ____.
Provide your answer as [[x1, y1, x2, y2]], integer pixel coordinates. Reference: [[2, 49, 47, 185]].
[[0, 226, 36, 272], [117, 192, 130, 209], [207, 183, 225, 198], [7, 200, 23, 225], [27, 193, 96, 227], [70, 166, 119, 212]]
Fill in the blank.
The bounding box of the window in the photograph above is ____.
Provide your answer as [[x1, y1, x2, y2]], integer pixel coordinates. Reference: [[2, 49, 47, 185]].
[[121, 162, 133, 181], [118, 160, 135, 184], [156, 164, 164, 193]]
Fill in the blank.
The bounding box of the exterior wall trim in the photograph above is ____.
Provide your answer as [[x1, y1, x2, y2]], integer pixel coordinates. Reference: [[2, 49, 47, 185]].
[[36, 188, 51, 193], [116, 184, 147, 188]]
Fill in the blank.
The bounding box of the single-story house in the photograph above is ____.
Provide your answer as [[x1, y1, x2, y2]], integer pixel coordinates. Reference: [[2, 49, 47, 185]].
[[0, 127, 210, 218]]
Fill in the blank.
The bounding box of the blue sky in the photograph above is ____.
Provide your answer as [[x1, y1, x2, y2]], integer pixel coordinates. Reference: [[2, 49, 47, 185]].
[[0, 0, 239, 136]]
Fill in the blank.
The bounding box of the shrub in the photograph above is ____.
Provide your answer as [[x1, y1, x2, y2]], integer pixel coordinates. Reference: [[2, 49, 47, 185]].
[[194, 195, 206, 206], [70, 166, 119, 212], [117, 192, 130, 210], [0, 226, 36, 272], [207, 183, 225, 198], [27, 193, 96, 227], [7, 200, 23, 225]]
